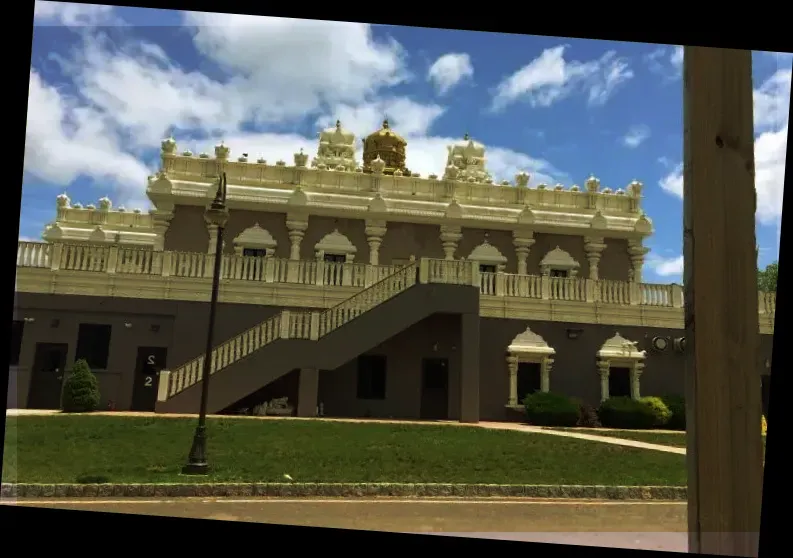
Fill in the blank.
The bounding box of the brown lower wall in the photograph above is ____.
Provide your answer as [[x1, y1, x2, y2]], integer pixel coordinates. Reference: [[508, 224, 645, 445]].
[[11, 293, 775, 420]]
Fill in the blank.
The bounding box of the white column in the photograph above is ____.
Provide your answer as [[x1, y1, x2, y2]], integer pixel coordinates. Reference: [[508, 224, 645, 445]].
[[151, 211, 173, 251], [631, 361, 645, 400], [627, 239, 649, 283], [440, 225, 462, 260], [541, 357, 552, 393], [583, 236, 607, 280], [513, 232, 535, 275], [506, 354, 519, 406], [286, 217, 308, 261], [597, 359, 610, 402], [206, 223, 219, 254], [365, 220, 387, 266]]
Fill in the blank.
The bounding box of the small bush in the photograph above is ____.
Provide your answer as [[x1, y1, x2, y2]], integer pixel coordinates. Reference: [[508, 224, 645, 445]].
[[639, 396, 672, 428], [523, 391, 579, 427], [660, 394, 686, 430], [75, 473, 111, 484], [598, 396, 657, 429], [62, 359, 101, 413]]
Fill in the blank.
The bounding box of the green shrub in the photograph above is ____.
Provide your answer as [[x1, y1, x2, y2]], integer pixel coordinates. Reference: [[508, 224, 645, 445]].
[[62, 359, 101, 413], [639, 396, 672, 428], [523, 391, 579, 427], [660, 394, 686, 430], [598, 396, 657, 429]]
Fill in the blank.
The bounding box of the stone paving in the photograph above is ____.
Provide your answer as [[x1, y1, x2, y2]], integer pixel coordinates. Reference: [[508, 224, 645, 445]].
[[5, 409, 686, 455]]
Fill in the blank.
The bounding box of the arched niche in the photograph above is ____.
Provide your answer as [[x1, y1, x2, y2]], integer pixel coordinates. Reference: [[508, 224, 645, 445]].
[[540, 246, 580, 277], [596, 332, 646, 402], [315, 229, 357, 263], [468, 237, 507, 273], [505, 326, 555, 406], [233, 223, 277, 257]]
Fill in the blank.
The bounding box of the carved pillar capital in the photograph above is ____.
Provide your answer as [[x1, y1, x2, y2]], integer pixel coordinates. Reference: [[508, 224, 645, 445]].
[[365, 220, 387, 266], [440, 225, 462, 260], [513, 232, 536, 275], [627, 239, 649, 283], [584, 236, 607, 280], [506, 353, 519, 406], [286, 217, 309, 261]]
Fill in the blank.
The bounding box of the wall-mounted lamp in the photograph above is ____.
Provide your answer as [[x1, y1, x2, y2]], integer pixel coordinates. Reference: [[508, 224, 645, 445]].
[[124, 322, 133, 329], [23, 317, 35, 323], [566, 328, 583, 339], [50, 319, 60, 328], [150, 324, 160, 333]]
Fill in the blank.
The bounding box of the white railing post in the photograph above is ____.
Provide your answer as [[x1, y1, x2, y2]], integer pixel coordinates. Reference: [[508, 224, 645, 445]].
[[629, 282, 641, 305], [161, 251, 172, 277], [469, 260, 480, 287], [314, 259, 325, 286], [50, 243, 63, 271], [341, 262, 352, 287], [280, 310, 292, 339], [419, 258, 430, 283], [309, 311, 320, 340], [107, 246, 119, 274], [672, 284, 684, 308], [540, 274, 550, 299], [157, 370, 171, 402]]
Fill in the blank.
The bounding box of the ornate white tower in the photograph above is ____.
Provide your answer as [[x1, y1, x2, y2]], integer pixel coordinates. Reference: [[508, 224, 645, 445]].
[[443, 133, 493, 183], [312, 120, 358, 172]]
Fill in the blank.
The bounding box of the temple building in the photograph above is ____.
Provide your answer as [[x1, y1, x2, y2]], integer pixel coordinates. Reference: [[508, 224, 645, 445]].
[[11, 120, 776, 421]]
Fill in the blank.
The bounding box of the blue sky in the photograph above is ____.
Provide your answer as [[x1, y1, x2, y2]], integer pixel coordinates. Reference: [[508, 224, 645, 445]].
[[25, 2, 791, 283]]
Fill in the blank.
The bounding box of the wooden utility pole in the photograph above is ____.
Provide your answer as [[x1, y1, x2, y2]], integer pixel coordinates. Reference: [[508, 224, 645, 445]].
[[683, 47, 764, 557]]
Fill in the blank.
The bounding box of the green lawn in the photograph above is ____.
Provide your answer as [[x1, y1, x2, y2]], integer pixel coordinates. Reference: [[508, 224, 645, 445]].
[[548, 428, 767, 450], [4, 415, 686, 486]]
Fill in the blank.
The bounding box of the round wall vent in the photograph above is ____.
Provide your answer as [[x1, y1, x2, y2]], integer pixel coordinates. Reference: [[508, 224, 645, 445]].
[[652, 336, 669, 351], [674, 337, 687, 352]]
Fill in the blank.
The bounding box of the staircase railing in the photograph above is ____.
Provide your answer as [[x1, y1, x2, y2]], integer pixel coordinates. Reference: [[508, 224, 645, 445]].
[[158, 258, 475, 403]]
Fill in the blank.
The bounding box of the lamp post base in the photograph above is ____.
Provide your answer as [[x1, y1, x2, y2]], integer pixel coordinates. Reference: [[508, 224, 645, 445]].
[[182, 425, 210, 476]]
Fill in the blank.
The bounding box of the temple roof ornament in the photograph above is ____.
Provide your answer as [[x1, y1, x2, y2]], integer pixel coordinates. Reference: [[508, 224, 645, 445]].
[[598, 332, 646, 360], [443, 133, 493, 183], [312, 119, 358, 172], [507, 326, 556, 356], [469, 236, 507, 265], [362, 119, 410, 176]]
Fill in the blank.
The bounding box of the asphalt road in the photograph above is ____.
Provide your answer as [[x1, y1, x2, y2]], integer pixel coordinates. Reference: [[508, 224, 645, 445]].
[[5, 497, 689, 552]]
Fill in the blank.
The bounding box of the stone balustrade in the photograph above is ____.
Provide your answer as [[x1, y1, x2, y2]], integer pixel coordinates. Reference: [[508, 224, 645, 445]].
[[15, 241, 777, 317]]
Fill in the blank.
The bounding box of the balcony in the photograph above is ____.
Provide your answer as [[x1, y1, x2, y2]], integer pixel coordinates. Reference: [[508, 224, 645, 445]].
[[15, 241, 776, 333]]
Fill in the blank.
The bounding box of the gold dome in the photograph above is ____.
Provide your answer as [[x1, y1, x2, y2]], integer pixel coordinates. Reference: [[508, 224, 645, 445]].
[[362, 119, 410, 175]]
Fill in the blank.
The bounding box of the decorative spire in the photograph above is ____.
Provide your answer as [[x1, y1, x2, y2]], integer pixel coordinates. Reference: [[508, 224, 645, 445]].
[[382, 118, 389, 129], [463, 132, 470, 141], [335, 119, 341, 129]]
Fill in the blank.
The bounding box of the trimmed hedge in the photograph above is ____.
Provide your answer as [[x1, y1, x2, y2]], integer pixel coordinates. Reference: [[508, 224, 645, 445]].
[[62, 359, 101, 413], [523, 391, 579, 427], [660, 394, 686, 430], [639, 396, 672, 428], [598, 397, 658, 429]]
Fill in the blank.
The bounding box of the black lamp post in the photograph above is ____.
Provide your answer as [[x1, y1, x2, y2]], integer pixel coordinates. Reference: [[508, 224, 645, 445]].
[[183, 172, 229, 475]]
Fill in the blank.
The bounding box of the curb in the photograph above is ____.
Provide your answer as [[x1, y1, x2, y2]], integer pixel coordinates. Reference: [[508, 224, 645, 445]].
[[0, 483, 687, 500]]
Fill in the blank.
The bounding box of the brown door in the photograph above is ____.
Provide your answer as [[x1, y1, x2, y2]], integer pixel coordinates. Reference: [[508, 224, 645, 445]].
[[609, 367, 632, 398], [27, 343, 69, 409], [420, 358, 449, 420], [130, 347, 168, 412]]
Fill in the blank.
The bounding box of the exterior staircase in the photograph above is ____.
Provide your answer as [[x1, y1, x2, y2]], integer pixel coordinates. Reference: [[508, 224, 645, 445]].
[[155, 258, 480, 414]]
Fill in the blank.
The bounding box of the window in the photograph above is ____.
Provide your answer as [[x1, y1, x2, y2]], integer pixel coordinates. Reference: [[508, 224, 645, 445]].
[[242, 248, 268, 258], [517, 362, 541, 400], [550, 269, 568, 278], [10, 320, 24, 366], [357, 354, 387, 400], [75, 323, 113, 370], [609, 367, 631, 398], [479, 264, 497, 273], [324, 253, 346, 263]]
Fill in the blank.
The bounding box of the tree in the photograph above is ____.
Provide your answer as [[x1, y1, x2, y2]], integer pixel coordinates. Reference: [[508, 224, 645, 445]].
[[757, 261, 778, 292], [62, 359, 101, 413]]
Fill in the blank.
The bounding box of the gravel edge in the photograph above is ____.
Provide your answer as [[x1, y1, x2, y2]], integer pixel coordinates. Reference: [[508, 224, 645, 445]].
[[1, 483, 687, 500]]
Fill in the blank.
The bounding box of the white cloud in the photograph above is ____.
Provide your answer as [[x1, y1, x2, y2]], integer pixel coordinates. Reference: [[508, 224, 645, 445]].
[[622, 125, 650, 148], [427, 53, 474, 95], [25, 70, 153, 200], [656, 68, 789, 226], [644, 45, 682, 81], [491, 45, 633, 111], [648, 254, 684, 277], [34, 1, 118, 26]]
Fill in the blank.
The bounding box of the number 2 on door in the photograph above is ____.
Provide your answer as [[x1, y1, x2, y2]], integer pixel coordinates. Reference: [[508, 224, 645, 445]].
[[144, 376, 153, 387]]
